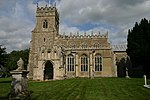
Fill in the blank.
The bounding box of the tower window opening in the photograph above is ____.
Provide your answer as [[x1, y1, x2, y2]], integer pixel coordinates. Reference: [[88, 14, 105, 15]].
[[43, 20, 48, 28]]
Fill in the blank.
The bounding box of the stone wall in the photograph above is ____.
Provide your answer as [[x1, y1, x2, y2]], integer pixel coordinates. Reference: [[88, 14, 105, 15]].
[[28, 5, 120, 81]]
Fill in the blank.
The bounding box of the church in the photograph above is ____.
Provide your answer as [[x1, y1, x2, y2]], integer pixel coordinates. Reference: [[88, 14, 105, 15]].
[[27, 4, 127, 81]]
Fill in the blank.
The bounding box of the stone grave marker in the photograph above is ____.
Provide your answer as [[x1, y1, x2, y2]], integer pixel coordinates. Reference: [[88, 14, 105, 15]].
[[8, 58, 30, 99]]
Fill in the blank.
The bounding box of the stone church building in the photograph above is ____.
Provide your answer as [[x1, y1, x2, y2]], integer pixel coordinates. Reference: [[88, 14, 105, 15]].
[[28, 5, 127, 81]]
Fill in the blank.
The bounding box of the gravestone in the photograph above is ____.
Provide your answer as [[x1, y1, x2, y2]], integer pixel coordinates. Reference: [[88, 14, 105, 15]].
[[125, 67, 130, 78], [8, 58, 30, 99], [143, 75, 150, 88]]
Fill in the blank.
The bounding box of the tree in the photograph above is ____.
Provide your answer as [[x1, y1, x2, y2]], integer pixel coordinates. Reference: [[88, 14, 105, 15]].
[[6, 49, 29, 71], [0, 45, 8, 77], [127, 18, 150, 77], [0, 46, 29, 76], [0, 45, 7, 67]]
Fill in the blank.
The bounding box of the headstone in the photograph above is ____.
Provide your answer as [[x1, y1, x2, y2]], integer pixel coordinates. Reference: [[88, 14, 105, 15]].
[[8, 58, 30, 99], [125, 67, 130, 78], [143, 75, 150, 88], [144, 75, 147, 85]]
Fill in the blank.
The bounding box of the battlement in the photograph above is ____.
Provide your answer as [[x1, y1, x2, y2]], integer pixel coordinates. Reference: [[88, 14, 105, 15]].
[[58, 32, 108, 39], [37, 6, 57, 12], [36, 5, 59, 17]]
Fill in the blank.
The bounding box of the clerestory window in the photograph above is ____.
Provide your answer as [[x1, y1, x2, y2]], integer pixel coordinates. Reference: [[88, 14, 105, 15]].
[[94, 43, 99, 48], [82, 44, 87, 48]]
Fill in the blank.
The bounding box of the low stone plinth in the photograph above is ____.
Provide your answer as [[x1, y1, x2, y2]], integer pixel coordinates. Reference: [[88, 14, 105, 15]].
[[8, 70, 30, 100]]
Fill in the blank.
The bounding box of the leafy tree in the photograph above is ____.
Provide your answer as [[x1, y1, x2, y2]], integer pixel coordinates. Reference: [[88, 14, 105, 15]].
[[0, 45, 7, 66], [6, 49, 29, 71], [0, 46, 29, 76], [127, 18, 150, 77], [0, 45, 8, 77]]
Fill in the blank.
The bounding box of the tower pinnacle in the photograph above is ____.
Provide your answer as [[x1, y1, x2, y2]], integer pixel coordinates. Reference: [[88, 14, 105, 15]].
[[49, 0, 50, 7]]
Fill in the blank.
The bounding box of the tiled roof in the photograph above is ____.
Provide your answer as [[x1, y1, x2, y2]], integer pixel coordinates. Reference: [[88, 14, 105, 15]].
[[112, 44, 127, 51]]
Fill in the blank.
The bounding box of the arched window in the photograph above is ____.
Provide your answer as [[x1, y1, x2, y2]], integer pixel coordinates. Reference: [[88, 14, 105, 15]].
[[67, 55, 75, 71], [81, 44, 88, 48], [95, 55, 102, 71], [43, 20, 48, 28], [81, 54, 88, 71], [94, 43, 99, 48]]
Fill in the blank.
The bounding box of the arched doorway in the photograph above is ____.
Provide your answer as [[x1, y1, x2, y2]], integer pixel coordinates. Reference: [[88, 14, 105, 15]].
[[44, 61, 53, 80], [116, 58, 126, 77]]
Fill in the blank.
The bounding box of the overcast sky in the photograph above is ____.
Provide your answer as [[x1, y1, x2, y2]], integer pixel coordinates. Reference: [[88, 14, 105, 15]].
[[0, 0, 150, 52]]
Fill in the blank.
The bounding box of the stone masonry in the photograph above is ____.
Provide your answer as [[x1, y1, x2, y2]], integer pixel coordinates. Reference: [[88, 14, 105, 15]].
[[27, 5, 127, 81]]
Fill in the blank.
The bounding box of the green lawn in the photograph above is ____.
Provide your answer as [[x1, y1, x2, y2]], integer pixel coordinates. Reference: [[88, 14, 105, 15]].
[[0, 78, 150, 100]]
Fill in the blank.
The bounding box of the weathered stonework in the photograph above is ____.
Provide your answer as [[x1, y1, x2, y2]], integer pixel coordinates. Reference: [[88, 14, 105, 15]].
[[27, 5, 127, 81], [8, 58, 30, 99]]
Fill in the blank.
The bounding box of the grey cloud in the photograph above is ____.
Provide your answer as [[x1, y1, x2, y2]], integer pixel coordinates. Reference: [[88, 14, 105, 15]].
[[60, 0, 150, 26], [112, 0, 148, 6], [58, 0, 150, 45], [0, 0, 35, 52], [1, 0, 150, 52]]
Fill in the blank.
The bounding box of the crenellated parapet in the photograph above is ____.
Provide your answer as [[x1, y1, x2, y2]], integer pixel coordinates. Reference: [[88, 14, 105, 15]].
[[34, 4, 59, 33], [36, 5, 59, 18], [58, 32, 108, 39], [37, 6, 57, 12]]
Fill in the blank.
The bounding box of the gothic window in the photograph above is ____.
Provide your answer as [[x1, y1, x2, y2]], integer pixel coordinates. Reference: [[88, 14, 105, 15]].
[[81, 54, 88, 71], [43, 20, 48, 28], [95, 55, 102, 71], [82, 44, 87, 48], [94, 43, 99, 48], [67, 55, 75, 72]]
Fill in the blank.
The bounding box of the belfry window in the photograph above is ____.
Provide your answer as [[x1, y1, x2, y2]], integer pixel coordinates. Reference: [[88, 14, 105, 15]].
[[95, 55, 102, 71], [67, 55, 75, 72], [81, 54, 88, 71], [43, 20, 48, 28]]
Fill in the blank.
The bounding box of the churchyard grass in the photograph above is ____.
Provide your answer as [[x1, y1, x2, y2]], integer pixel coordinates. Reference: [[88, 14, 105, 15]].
[[0, 78, 11, 97], [0, 77, 150, 100]]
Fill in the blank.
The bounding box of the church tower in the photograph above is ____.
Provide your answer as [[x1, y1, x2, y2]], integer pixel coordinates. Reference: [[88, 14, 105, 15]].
[[35, 5, 59, 34], [28, 3, 119, 81], [28, 5, 60, 80]]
